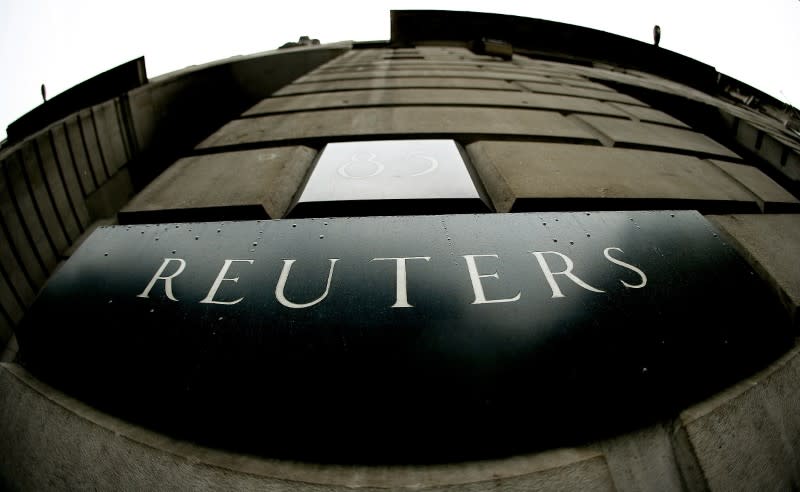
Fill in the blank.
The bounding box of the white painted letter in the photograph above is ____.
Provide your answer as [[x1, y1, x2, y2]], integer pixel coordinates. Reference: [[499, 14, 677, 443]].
[[603, 247, 647, 288], [371, 257, 431, 308], [199, 259, 255, 305], [137, 258, 187, 301], [275, 259, 339, 309], [462, 254, 521, 304], [531, 251, 605, 298]]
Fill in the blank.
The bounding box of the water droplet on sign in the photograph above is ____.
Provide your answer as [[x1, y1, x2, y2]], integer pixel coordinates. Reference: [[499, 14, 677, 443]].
[[319, 235, 324, 239]]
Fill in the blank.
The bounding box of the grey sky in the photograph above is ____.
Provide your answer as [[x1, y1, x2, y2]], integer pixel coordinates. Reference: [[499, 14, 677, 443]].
[[1, 0, 798, 142]]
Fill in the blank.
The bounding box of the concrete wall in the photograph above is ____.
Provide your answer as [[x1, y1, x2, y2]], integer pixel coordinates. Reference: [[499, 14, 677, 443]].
[[2, 44, 800, 490]]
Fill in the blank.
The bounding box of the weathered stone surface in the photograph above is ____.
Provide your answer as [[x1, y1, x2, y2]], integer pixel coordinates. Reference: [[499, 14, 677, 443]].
[[466, 141, 758, 212], [0, 362, 615, 491], [34, 133, 82, 242], [77, 109, 109, 185], [92, 100, 129, 176], [611, 103, 690, 128], [598, 423, 686, 492], [296, 69, 552, 84], [63, 115, 97, 194], [575, 115, 740, 158], [518, 81, 645, 105], [49, 125, 91, 229], [709, 160, 799, 212], [18, 141, 69, 256], [677, 345, 800, 491], [121, 146, 317, 222], [85, 168, 134, 221], [274, 77, 519, 95], [3, 152, 58, 274], [200, 107, 597, 148], [0, 225, 36, 308], [245, 88, 627, 117], [707, 214, 800, 327]]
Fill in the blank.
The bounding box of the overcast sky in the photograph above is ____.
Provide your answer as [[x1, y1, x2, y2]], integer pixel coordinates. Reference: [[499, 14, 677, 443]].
[[1, 0, 798, 142]]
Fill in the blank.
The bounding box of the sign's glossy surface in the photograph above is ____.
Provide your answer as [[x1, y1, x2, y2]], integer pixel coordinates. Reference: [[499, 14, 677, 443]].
[[17, 211, 792, 462], [291, 139, 488, 216]]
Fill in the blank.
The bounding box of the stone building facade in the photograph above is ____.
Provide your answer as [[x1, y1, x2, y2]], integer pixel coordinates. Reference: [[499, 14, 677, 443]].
[[1, 10, 799, 491]]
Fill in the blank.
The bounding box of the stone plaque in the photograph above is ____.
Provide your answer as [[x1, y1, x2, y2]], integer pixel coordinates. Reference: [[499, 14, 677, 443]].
[[290, 139, 489, 216], [17, 211, 792, 462]]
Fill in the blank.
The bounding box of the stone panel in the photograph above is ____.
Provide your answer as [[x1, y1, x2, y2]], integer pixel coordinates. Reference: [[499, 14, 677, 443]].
[[466, 141, 758, 212], [63, 116, 97, 194], [200, 107, 597, 148], [3, 152, 58, 274], [244, 89, 627, 117], [707, 214, 800, 328], [78, 109, 109, 185], [0, 226, 36, 308], [610, 103, 690, 128], [709, 160, 799, 212], [121, 146, 317, 222], [92, 99, 129, 176], [35, 133, 82, 242], [274, 78, 519, 95], [518, 81, 645, 105], [677, 346, 800, 491], [575, 115, 740, 158], [49, 126, 91, 229], [18, 141, 69, 256], [295, 69, 552, 84]]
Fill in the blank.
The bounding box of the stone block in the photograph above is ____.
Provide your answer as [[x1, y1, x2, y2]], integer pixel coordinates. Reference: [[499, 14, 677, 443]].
[[34, 133, 82, 243], [2, 151, 58, 275], [611, 103, 690, 128], [92, 100, 129, 176], [676, 345, 800, 491], [0, 272, 24, 325], [518, 81, 645, 105], [709, 160, 799, 212], [295, 69, 552, 84], [274, 77, 519, 95], [121, 146, 317, 222], [18, 141, 69, 256], [49, 125, 91, 229], [0, 226, 37, 308], [735, 119, 760, 152], [466, 141, 758, 213], [707, 214, 800, 328], [200, 107, 597, 148], [245, 88, 628, 118], [575, 115, 740, 158], [549, 78, 616, 92], [77, 109, 110, 185], [63, 115, 98, 194], [85, 168, 134, 221]]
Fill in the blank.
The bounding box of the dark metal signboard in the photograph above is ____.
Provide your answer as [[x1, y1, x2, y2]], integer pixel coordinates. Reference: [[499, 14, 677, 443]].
[[17, 211, 791, 462]]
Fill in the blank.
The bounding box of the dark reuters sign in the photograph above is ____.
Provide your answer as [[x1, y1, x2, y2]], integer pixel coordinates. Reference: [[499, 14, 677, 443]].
[[18, 211, 792, 461]]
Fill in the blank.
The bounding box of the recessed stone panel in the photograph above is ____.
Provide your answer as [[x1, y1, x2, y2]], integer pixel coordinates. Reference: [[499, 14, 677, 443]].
[[291, 139, 487, 216], [709, 160, 799, 212]]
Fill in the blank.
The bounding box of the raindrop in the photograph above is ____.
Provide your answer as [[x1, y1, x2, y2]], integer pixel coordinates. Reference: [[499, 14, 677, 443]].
[[155, 237, 159, 241], [292, 224, 297, 228], [569, 241, 574, 245], [324, 222, 328, 226], [150, 309, 155, 313], [175, 225, 180, 228], [252, 242, 258, 247], [554, 218, 559, 222], [104, 253, 109, 256], [553, 239, 558, 243], [140, 231, 145, 235], [218, 317, 224, 321], [172, 250, 176, 254], [250, 249, 255, 252], [586, 212, 591, 216], [586, 233, 591, 237], [319, 235, 325, 239], [642, 367, 648, 374], [108, 300, 113, 304], [217, 229, 221, 233], [542, 222, 547, 226], [195, 236, 199, 240], [670, 214, 675, 218]]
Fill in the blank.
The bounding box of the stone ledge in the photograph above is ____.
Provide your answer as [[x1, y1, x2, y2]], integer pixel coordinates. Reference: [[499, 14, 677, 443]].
[[676, 344, 800, 491], [0, 363, 613, 490]]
